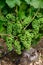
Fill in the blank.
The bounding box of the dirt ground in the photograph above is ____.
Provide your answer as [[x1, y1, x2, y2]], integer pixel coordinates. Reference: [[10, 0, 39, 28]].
[[0, 38, 43, 65]]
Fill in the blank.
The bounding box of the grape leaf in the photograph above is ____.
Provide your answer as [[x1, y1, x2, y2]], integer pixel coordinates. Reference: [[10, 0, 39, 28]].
[[6, 0, 16, 8], [25, 0, 43, 8], [25, 0, 31, 4], [6, 0, 21, 8], [0, 0, 5, 9], [30, 0, 40, 8]]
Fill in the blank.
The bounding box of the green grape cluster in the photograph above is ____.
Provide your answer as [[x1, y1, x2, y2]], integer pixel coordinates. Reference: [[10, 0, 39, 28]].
[[13, 40, 21, 54], [5, 14, 33, 54], [39, 18, 43, 31], [22, 16, 32, 28], [6, 21, 13, 51], [18, 31, 32, 50], [0, 0, 43, 55], [13, 21, 22, 36], [6, 36, 13, 51], [0, 13, 43, 54], [32, 19, 40, 33]]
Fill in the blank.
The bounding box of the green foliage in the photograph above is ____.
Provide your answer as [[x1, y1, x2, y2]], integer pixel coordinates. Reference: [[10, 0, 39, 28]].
[[0, 0, 43, 8], [0, 0, 5, 9], [6, 0, 21, 8], [25, 0, 43, 8], [0, 0, 43, 54]]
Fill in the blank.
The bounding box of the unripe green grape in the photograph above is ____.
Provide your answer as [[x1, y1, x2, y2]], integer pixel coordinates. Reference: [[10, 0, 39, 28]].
[[6, 21, 13, 51], [13, 21, 22, 36], [13, 40, 21, 54], [7, 22, 13, 34], [19, 31, 32, 50], [32, 19, 40, 34], [6, 36, 13, 51], [22, 16, 32, 28]]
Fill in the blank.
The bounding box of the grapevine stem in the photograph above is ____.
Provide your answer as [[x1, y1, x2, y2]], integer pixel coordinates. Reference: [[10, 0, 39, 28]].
[[24, 8, 40, 30], [0, 34, 10, 37], [0, 34, 17, 38]]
